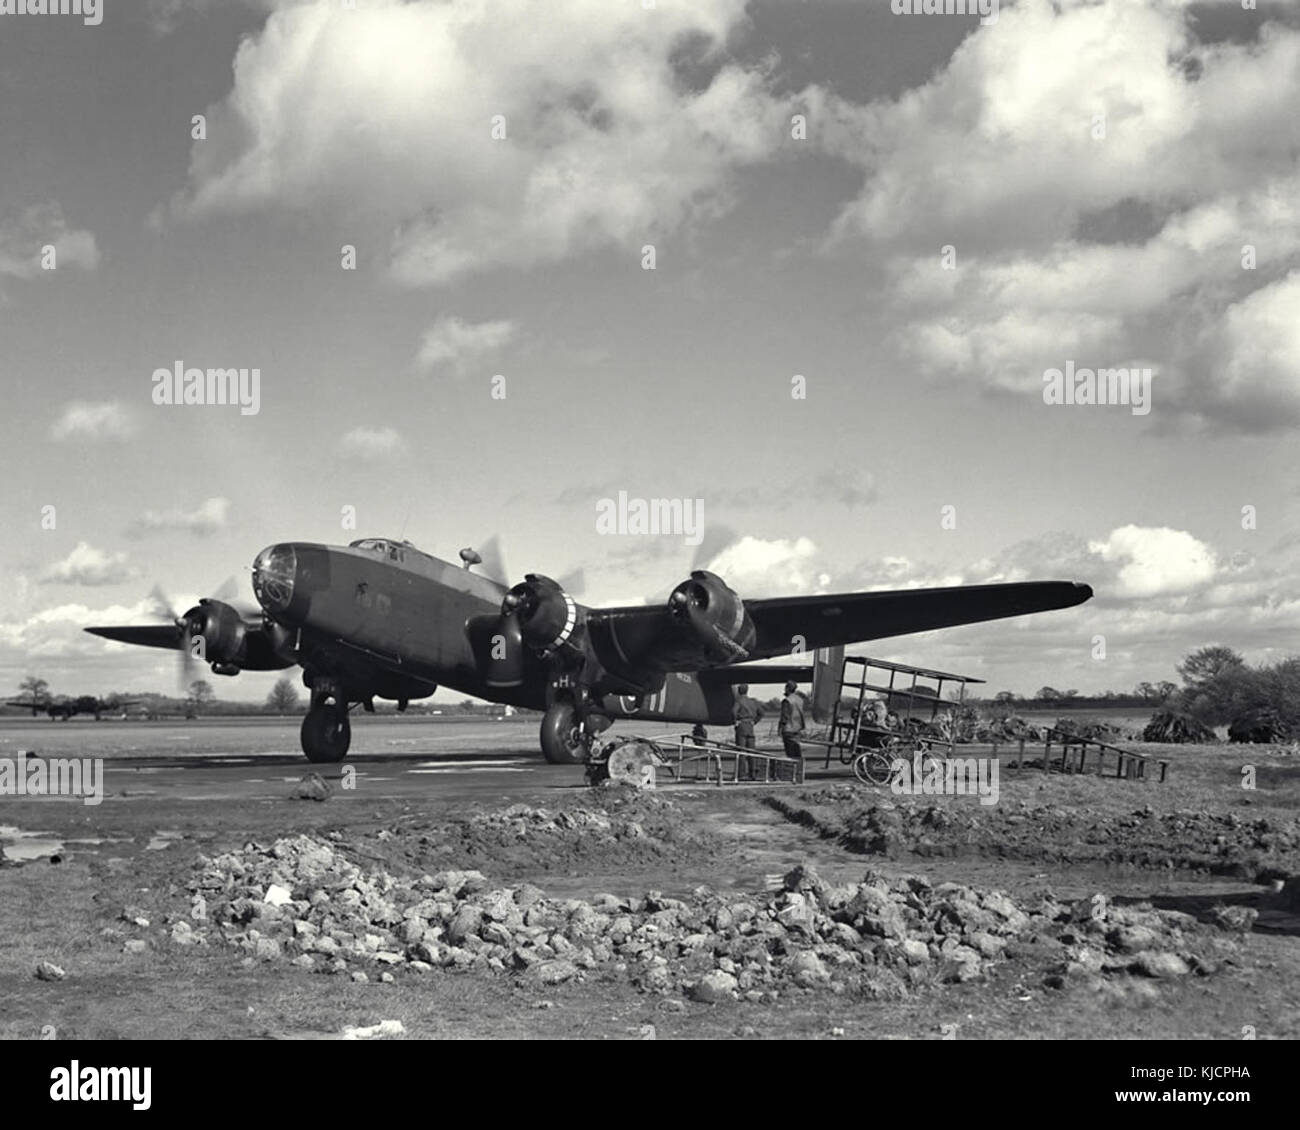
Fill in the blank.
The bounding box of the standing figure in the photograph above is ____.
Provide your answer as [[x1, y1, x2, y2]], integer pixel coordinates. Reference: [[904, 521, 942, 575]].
[[779, 679, 806, 761], [732, 683, 764, 779]]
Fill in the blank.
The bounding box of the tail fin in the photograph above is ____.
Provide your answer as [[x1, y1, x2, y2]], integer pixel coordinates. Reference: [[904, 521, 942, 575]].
[[810, 645, 844, 724]]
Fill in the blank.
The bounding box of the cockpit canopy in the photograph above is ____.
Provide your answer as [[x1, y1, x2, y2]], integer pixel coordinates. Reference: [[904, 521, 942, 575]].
[[349, 537, 421, 563]]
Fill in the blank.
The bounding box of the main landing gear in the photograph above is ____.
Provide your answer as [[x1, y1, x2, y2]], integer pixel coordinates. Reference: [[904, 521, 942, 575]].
[[539, 699, 587, 765], [301, 683, 351, 763], [539, 699, 612, 765]]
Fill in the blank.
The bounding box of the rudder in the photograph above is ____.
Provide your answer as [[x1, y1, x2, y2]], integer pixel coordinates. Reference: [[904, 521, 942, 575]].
[[811, 645, 844, 724]]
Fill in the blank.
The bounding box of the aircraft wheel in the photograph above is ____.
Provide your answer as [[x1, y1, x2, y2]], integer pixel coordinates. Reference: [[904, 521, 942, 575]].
[[301, 707, 351, 763], [540, 701, 588, 765]]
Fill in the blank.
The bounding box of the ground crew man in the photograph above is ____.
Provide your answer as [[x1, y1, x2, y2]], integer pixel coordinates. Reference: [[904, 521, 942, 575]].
[[732, 683, 764, 779], [779, 679, 806, 760]]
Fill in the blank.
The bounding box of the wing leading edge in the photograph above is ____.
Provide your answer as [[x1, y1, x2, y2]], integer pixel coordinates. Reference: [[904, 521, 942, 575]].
[[586, 580, 1091, 669], [743, 581, 1092, 660]]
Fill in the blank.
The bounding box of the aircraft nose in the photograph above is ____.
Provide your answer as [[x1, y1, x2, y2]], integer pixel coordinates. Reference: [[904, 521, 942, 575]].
[[252, 543, 297, 614]]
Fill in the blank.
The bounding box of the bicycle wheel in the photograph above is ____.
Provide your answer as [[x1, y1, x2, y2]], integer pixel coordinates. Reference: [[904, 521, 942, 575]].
[[853, 751, 895, 786]]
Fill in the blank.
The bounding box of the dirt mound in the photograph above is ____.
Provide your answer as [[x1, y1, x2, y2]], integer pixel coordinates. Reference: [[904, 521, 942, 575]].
[[1143, 711, 1215, 744], [356, 789, 718, 875], [175, 832, 1235, 1003], [1051, 717, 1128, 743], [972, 715, 1042, 742], [768, 791, 1300, 882]]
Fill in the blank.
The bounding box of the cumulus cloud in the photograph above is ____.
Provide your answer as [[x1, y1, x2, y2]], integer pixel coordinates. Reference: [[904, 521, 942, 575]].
[[127, 497, 231, 538], [703, 535, 829, 597], [39, 543, 139, 587], [0, 201, 99, 279], [1175, 270, 1300, 431], [340, 426, 407, 462], [849, 555, 967, 592], [144, 0, 278, 36], [826, 1, 1300, 251], [50, 401, 135, 442], [825, 0, 1300, 432], [1087, 525, 1218, 598], [0, 598, 160, 659], [417, 315, 515, 377], [164, 0, 796, 284], [844, 525, 1223, 604]]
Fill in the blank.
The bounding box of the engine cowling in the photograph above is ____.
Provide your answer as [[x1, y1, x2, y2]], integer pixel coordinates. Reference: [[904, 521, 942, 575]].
[[182, 599, 248, 665], [505, 574, 586, 657], [481, 575, 587, 688], [667, 570, 755, 664]]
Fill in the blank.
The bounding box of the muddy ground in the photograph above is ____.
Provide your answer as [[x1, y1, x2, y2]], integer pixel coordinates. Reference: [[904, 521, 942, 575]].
[[1, 728, 1297, 1040]]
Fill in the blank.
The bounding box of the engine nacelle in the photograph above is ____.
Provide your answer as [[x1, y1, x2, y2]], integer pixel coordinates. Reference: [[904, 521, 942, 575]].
[[667, 570, 755, 664], [479, 574, 589, 689], [183, 599, 248, 666], [503, 574, 586, 660]]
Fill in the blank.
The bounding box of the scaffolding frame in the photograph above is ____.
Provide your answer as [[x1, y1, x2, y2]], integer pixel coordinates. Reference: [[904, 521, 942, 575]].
[[651, 731, 806, 786], [818, 656, 984, 769]]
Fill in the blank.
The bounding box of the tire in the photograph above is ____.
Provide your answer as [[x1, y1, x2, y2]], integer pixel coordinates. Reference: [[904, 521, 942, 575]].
[[540, 700, 588, 765], [301, 708, 351, 763]]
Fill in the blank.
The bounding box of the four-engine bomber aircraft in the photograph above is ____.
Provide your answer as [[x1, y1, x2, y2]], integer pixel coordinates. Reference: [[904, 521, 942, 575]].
[[86, 537, 1092, 765]]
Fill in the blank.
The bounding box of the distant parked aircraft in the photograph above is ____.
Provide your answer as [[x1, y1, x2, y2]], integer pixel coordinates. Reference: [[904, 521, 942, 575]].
[[5, 693, 140, 721]]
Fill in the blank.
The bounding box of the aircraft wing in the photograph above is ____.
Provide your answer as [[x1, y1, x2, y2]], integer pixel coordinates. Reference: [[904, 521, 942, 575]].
[[742, 581, 1092, 660], [589, 580, 1091, 669]]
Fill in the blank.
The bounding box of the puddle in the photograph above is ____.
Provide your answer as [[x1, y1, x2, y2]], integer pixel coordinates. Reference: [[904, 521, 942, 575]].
[[0, 825, 65, 862], [145, 830, 185, 851]]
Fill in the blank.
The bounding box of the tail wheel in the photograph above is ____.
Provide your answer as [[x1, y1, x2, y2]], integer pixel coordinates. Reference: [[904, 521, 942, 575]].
[[301, 707, 351, 763], [540, 700, 588, 765]]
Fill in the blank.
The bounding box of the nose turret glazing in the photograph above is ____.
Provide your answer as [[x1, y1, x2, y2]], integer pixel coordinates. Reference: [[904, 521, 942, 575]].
[[252, 544, 297, 614]]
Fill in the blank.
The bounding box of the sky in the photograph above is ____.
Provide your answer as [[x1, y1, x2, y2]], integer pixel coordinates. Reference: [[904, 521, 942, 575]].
[[1, 0, 1297, 703]]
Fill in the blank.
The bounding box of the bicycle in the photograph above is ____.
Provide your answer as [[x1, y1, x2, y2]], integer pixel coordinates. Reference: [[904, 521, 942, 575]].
[[852, 733, 908, 785], [852, 736, 948, 786]]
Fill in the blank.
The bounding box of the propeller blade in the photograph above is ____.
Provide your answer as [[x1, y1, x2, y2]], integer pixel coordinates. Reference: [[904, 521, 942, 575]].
[[690, 523, 738, 571], [473, 535, 510, 586], [84, 624, 182, 648], [556, 567, 585, 599], [210, 573, 260, 618], [178, 613, 194, 694], [212, 575, 238, 602], [147, 584, 178, 622], [639, 526, 743, 606]]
